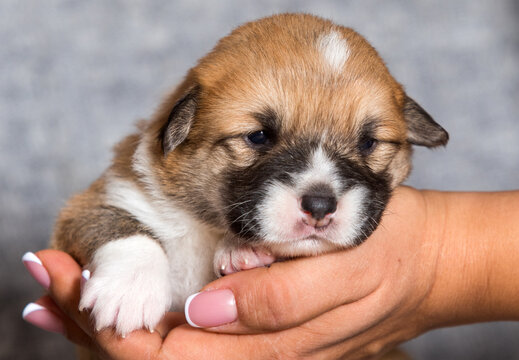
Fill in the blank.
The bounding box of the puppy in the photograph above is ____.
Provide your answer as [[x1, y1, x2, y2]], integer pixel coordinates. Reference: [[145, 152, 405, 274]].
[[52, 13, 448, 337]]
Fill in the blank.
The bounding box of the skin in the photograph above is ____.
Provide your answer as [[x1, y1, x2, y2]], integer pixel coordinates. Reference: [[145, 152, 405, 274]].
[[31, 186, 519, 359]]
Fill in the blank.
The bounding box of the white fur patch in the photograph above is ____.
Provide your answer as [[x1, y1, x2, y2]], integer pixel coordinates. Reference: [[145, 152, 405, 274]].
[[318, 30, 350, 71], [257, 181, 298, 239], [79, 235, 172, 336], [104, 175, 187, 243], [294, 145, 342, 194], [333, 186, 368, 244], [105, 134, 221, 310]]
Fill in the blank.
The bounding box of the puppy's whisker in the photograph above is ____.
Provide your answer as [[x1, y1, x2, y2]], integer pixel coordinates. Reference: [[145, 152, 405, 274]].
[[222, 199, 254, 212], [229, 209, 254, 224]]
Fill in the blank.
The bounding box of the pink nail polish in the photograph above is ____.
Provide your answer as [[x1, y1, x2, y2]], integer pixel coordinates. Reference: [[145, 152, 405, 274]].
[[22, 252, 50, 290], [22, 303, 65, 334], [185, 289, 237, 328]]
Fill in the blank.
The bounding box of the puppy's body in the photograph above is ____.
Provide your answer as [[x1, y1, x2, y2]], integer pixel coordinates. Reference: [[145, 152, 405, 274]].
[[52, 14, 448, 336]]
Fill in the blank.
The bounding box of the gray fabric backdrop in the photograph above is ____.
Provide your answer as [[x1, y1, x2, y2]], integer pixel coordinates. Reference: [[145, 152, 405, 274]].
[[1, 1, 518, 359]]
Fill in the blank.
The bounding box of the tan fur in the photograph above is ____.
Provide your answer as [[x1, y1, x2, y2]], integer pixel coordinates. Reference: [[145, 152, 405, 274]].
[[52, 10, 429, 296], [136, 14, 413, 226]]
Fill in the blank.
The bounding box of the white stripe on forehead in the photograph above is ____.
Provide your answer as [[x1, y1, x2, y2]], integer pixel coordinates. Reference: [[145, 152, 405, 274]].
[[317, 30, 350, 72]]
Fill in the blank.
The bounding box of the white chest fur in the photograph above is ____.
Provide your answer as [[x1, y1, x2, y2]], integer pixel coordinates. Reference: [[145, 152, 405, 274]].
[[103, 175, 222, 311]]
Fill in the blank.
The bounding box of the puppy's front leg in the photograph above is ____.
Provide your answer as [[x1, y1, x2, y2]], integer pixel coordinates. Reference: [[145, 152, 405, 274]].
[[213, 236, 276, 277], [80, 235, 172, 336]]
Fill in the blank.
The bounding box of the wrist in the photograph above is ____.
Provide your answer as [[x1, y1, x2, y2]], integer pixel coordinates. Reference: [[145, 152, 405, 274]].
[[419, 191, 519, 330]]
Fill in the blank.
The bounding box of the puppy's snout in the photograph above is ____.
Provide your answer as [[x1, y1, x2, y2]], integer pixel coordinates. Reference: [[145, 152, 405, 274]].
[[301, 194, 337, 221]]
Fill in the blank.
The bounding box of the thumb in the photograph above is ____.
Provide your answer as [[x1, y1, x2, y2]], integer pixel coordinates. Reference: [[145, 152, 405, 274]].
[[184, 245, 384, 334]]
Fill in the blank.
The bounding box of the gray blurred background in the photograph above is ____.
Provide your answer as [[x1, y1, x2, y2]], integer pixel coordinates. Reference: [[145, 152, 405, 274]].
[[1, 0, 518, 359]]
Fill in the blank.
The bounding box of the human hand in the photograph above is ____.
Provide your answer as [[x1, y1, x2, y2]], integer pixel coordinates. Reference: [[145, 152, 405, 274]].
[[21, 187, 461, 359], [182, 186, 443, 358]]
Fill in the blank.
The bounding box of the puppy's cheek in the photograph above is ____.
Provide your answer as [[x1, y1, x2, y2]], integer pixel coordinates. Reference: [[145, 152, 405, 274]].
[[332, 186, 370, 246], [387, 148, 412, 188], [256, 181, 301, 243]]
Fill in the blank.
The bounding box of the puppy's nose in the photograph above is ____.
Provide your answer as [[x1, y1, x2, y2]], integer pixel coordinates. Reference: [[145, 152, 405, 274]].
[[301, 194, 337, 220]]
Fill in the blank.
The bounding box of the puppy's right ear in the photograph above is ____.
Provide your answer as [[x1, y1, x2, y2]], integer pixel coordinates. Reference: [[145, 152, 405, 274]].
[[160, 85, 200, 155]]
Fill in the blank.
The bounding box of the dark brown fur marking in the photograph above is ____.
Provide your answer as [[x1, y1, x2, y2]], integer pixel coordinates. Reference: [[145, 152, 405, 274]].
[[51, 179, 156, 265]]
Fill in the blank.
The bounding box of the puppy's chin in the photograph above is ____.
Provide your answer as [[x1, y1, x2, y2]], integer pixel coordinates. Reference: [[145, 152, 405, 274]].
[[265, 237, 340, 257]]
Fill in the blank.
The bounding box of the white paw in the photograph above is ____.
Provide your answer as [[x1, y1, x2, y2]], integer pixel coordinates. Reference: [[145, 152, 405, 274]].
[[79, 235, 172, 336], [214, 242, 276, 276]]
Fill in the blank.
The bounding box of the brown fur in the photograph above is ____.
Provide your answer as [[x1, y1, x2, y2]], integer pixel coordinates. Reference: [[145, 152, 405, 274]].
[[52, 176, 156, 263], [129, 14, 418, 229]]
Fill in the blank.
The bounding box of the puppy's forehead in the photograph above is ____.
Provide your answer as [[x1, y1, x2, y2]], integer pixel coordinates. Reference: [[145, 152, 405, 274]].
[[195, 14, 405, 137]]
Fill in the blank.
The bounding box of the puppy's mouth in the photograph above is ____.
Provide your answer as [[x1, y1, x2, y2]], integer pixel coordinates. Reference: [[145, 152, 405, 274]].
[[285, 214, 339, 244], [300, 214, 334, 230], [295, 215, 334, 237]]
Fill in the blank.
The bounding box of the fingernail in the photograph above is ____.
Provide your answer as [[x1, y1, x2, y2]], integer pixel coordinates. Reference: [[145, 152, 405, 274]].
[[185, 289, 237, 328], [22, 252, 50, 290], [22, 303, 65, 334]]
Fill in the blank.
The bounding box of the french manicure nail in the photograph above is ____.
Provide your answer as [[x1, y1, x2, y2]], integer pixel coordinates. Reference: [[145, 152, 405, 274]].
[[185, 289, 237, 328], [22, 303, 65, 334], [22, 252, 50, 290]]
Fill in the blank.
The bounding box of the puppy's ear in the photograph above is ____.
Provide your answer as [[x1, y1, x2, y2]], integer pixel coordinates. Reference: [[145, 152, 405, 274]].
[[160, 85, 200, 155], [404, 96, 449, 147]]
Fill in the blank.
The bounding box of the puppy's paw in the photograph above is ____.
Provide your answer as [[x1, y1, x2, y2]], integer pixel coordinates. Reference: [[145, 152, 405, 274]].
[[214, 243, 276, 276], [79, 235, 172, 336]]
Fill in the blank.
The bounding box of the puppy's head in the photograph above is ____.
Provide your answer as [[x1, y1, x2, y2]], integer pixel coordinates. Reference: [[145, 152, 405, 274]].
[[150, 14, 448, 256]]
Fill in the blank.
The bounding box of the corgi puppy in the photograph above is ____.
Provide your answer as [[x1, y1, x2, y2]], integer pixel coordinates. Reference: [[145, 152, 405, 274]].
[[52, 13, 448, 336]]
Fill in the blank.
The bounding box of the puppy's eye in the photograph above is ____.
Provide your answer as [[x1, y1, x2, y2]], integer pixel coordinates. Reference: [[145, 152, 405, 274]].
[[359, 138, 378, 155], [246, 130, 269, 146]]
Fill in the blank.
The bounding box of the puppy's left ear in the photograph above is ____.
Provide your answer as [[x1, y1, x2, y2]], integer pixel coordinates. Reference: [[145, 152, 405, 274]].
[[160, 85, 200, 155], [404, 96, 449, 147]]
